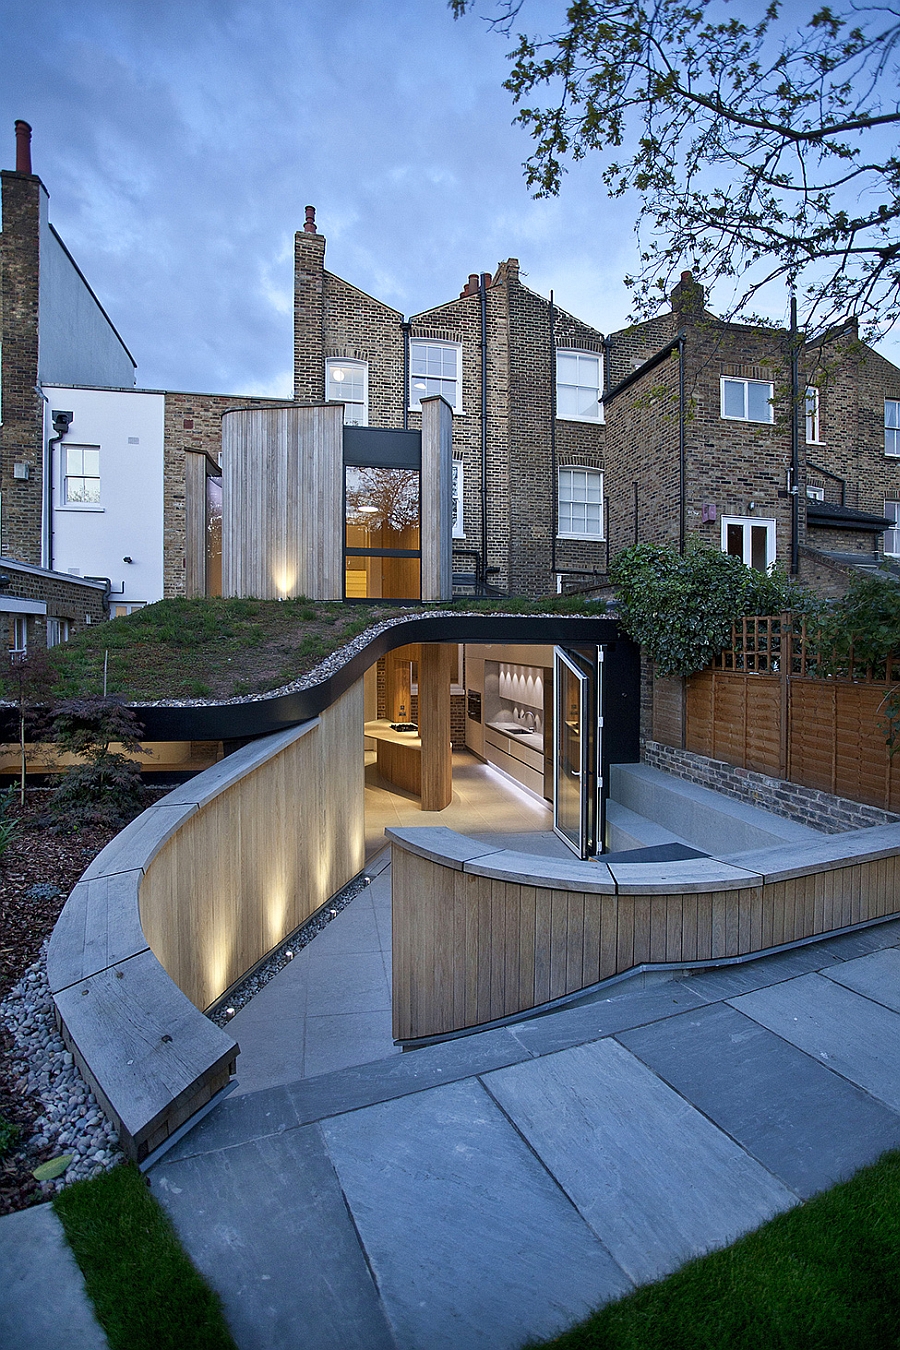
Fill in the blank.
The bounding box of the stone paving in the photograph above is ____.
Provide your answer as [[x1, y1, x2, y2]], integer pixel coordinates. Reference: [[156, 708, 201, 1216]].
[[148, 883, 900, 1350]]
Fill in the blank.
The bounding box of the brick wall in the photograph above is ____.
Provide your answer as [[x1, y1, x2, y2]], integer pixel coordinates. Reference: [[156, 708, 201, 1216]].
[[0, 558, 107, 651], [641, 739, 900, 834], [0, 171, 44, 566]]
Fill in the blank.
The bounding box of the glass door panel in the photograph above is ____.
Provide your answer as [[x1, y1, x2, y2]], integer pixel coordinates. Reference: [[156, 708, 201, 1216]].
[[553, 645, 602, 858]]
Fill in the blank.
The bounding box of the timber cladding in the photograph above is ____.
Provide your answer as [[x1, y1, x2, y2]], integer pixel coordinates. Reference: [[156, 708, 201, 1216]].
[[682, 668, 900, 812], [390, 839, 900, 1042], [139, 681, 365, 1010]]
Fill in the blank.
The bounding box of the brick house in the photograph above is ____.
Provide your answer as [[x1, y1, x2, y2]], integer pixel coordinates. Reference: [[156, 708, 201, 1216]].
[[294, 211, 608, 598], [603, 272, 900, 594]]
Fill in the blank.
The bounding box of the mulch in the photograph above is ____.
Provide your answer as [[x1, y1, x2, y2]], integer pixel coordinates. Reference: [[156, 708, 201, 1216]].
[[0, 789, 162, 1214]]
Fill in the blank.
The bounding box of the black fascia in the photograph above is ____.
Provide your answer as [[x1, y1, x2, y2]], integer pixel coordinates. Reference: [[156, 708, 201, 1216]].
[[343, 427, 421, 467], [35, 615, 638, 744]]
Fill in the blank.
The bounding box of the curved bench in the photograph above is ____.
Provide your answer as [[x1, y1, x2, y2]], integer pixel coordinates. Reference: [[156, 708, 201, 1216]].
[[387, 824, 900, 1042], [46, 706, 365, 1164]]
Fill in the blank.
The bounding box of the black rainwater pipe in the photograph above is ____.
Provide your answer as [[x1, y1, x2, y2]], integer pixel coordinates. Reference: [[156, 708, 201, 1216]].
[[402, 321, 410, 431], [480, 274, 488, 592], [677, 333, 686, 553], [789, 295, 800, 575], [549, 290, 558, 583]]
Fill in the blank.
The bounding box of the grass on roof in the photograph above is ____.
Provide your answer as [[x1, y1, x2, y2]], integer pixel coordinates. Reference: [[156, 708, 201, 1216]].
[[525, 1147, 900, 1350], [44, 593, 603, 702]]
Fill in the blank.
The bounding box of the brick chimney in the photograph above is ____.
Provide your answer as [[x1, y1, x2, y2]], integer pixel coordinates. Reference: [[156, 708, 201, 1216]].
[[294, 208, 326, 401], [14, 120, 32, 174], [670, 269, 705, 315]]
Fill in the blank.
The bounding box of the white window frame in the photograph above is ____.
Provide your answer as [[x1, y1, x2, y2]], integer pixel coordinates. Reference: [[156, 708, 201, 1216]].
[[451, 459, 464, 538], [806, 484, 825, 501], [325, 358, 368, 426], [720, 377, 774, 424], [62, 444, 101, 507], [805, 386, 823, 443], [555, 349, 604, 424], [721, 515, 776, 571], [884, 501, 900, 557], [46, 617, 69, 648], [557, 467, 604, 540], [409, 340, 463, 414], [885, 399, 900, 457], [10, 615, 27, 655]]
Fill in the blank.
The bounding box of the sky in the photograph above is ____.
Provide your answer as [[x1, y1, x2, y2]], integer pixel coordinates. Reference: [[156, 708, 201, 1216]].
[[2, 0, 897, 396]]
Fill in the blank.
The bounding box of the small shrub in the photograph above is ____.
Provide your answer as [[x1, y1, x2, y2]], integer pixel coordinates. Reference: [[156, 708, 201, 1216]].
[[48, 699, 148, 831], [0, 1114, 20, 1159]]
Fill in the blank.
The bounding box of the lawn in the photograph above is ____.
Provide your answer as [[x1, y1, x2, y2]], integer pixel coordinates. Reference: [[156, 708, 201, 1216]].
[[526, 1148, 900, 1350], [44, 593, 602, 702], [54, 1163, 237, 1350]]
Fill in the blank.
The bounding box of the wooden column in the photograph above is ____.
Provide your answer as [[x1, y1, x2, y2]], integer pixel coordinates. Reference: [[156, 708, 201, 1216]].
[[385, 644, 417, 723], [419, 643, 452, 810]]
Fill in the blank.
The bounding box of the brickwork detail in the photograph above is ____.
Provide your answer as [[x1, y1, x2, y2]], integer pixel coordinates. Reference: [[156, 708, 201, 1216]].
[[641, 739, 900, 833], [0, 559, 106, 652]]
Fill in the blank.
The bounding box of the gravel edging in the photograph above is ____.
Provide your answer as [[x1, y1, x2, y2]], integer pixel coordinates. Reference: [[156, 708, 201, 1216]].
[[206, 868, 373, 1026], [0, 940, 123, 1199]]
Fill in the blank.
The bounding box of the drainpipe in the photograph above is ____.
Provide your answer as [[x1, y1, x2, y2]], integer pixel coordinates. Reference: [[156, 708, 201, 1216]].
[[789, 294, 800, 575], [677, 333, 686, 554], [480, 273, 488, 593], [549, 290, 558, 584], [46, 409, 74, 572], [402, 321, 410, 431]]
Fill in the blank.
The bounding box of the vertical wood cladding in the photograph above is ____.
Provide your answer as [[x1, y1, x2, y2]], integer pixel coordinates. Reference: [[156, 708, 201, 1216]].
[[0, 171, 45, 565]]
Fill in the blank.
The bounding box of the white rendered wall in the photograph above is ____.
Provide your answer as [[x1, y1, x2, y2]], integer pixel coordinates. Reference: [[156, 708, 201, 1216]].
[[43, 387, 165, 606]]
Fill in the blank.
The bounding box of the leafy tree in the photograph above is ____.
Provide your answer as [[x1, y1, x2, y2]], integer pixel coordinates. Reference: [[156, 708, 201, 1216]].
[[452, 1, 900, 340], [48, 698, 148, 830], [609, 540, 818, 675]]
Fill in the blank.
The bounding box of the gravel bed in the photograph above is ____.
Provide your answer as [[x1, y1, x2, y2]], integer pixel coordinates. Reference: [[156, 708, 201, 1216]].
[[0, 940, 123, 1202], [206, 869, 373, 1026]]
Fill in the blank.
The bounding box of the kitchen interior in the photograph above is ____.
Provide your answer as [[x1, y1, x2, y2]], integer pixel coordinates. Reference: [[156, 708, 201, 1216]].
[[363, 643, 554, 806]]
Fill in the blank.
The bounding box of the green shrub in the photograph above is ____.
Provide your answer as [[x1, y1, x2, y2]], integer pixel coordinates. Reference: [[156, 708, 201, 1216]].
[[610, 540, 819, 677], [48, 699, 148, 830]]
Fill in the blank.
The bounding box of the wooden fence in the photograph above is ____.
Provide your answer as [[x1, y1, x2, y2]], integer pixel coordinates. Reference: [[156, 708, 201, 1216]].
[[654, 615, 900, 813]]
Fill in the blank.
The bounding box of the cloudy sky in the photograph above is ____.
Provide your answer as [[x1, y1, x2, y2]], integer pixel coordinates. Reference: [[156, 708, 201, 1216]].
[[4, 0, 897, 395]]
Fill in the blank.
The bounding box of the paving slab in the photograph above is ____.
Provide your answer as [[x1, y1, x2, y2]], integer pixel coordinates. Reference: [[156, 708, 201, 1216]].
[[483, 1038, 796, 1285], [617, 1002, 900, 1197], [303, 951, 391, 1017], [151, 1125, 394, 1350], [731, 972, 900, 1113], [508, 981, 709, 1057], [321, 1077, 631, 1350], [286, 1025, 533, 1127], [822, 946, 900, 1013], [0, 1204, 108, 1350], [302, 1008, 397, 1078], [678, 943, 845, 1000]]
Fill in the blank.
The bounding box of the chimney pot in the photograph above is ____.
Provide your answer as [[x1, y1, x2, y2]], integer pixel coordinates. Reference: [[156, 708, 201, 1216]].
[[304, 205, 317, 234], [14, 120, 32, 175], [481, 272, 493, 289]]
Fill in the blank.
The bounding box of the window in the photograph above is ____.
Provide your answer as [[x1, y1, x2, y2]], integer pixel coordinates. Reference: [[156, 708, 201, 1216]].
[[10, 616, 26, 655], [345, 466, 421, 599], [885, 501, 900, 557], [556, 350, 603, 422], [806, 485, 825, 501], [451, 460, 464, 538], [805, 386, 822, 443], [721, 378, 774, 423], [325, 359, 368, 426], [409, 341, 462, 412], [63, 446, 100, 504], [885, 399, 900, 456], [46, 617, 69, 648], [558, 468, 604, 539], [721, 516, 775, 571]]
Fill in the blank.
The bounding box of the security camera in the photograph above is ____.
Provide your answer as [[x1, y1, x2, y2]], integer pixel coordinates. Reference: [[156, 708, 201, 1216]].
[[52, 410, 73, 435]]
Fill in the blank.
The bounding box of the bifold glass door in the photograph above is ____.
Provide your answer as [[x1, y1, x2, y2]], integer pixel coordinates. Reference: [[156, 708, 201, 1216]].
[[553, 646, 602, 858]]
